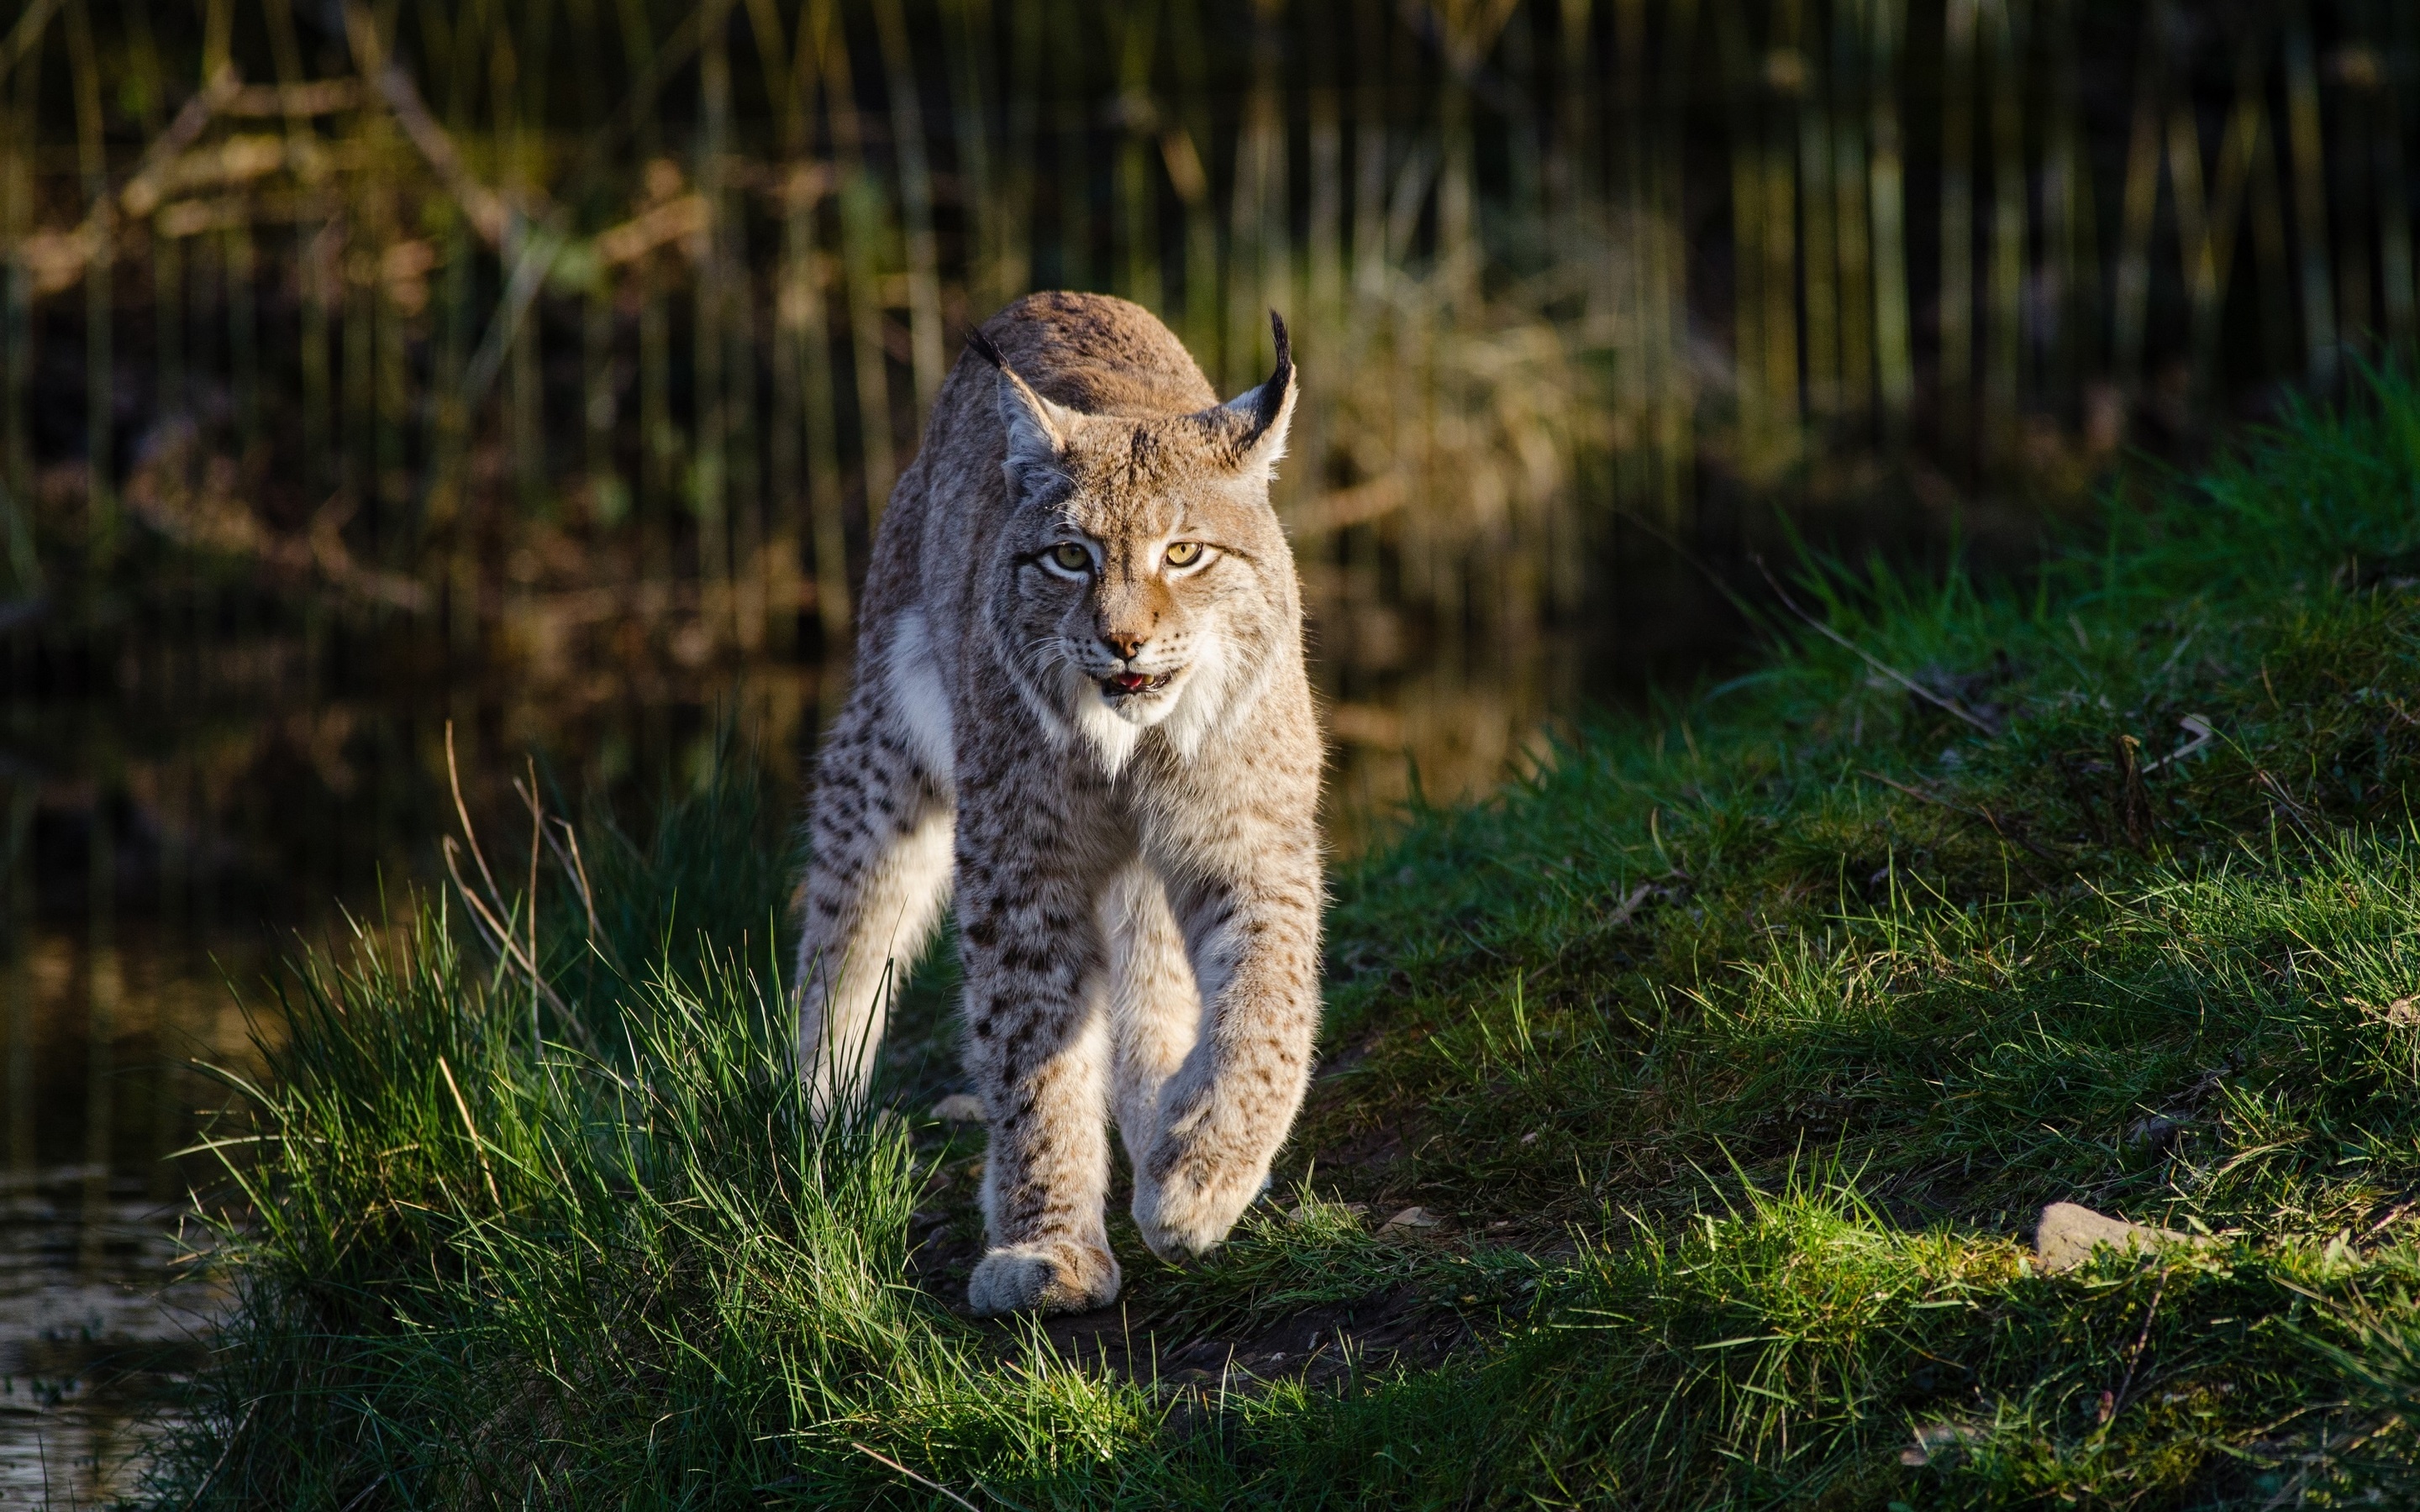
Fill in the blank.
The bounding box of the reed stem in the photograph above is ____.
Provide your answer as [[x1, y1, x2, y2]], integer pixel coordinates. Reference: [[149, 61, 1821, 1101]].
[[822, 4, 898, 530], [1866, 0, 1913, 438], [2285, 2, 2337, 391], [1983, 0, 2025, 465], [1939, 0, 1977, 470], [1830, 0, 1873, 429], [2371, 2, 2415, 364], [67, 0, 113, 571], [872, 0, 946, 421], [1794, 1, 1841, 423], [2, 44, 38, 591]]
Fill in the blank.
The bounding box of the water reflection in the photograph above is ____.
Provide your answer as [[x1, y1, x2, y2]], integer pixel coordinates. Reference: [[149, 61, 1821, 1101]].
[[0, 912, 256, 1504], [0, 1168, 224, 1503], [0, 645, 838, 1502]]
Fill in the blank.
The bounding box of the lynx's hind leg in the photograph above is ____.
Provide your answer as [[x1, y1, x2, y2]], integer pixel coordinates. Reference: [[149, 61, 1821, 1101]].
[[1102, 864, 1204, 1215], [793, 617, 955, 1116]]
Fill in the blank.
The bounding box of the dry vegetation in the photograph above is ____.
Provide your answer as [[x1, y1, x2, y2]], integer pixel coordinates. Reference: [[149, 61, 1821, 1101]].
[[6, 0, 2417, 674]]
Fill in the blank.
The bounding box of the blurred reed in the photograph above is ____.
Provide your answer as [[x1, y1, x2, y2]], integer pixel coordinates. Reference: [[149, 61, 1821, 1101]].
[[0, 0, 2414, 664]]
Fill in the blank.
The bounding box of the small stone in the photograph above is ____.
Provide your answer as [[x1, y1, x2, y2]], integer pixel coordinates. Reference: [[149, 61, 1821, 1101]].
[[1520, 1130, 1541, 1145], [2033, 1201, 2215, 1273], [1380, 1205, 1443, 1234], [1901, 1420, 1985, 1467], [2124, 1114, 2186, 1152], [931, 1094, 986, 1124]]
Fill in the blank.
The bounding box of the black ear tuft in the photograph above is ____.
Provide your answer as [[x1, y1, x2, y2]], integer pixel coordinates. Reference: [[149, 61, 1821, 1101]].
[[1256, 311, 1293, 432], [1181, 311, 1297, 465], [965, 328, 1007, 370]]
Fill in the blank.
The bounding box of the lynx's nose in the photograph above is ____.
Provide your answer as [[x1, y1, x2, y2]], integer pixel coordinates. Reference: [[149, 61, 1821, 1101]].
[[1099, 631, 1148, 662]]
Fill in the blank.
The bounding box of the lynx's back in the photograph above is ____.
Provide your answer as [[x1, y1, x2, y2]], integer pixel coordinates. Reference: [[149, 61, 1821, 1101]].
[[966, 291, 1221, 417]]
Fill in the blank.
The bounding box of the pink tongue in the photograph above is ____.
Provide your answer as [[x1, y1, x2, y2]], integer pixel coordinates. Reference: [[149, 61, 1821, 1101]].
[[1111, 673, 1149, 692]]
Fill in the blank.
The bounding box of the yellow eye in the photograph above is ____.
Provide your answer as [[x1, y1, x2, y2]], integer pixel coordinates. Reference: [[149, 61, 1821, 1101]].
[[1165, 541, 1203, 568], [1050, 543, 1092, 572]]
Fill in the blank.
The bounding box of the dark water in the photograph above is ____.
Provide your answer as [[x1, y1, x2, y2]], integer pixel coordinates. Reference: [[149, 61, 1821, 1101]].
[[0, 633, 839, 1501]]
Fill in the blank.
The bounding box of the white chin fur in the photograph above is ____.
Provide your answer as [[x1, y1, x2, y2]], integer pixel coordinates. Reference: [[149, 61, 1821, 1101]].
[[1060, 636, 1231, 776], [1104, 676, 1183, 728], [1071, 688, 1145, 776]]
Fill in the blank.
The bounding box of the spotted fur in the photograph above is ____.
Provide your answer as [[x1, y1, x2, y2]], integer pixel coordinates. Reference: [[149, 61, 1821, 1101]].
[[794, 292, 1323, 1315]]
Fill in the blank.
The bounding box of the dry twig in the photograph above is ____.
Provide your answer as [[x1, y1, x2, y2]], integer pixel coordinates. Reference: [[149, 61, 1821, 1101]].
[[1754, 555, 2000, 734], [850, 1442, 985, 1512], [436, 1055, 503, 1207], [1857, 769, 2060, 863], [440, 724, 597, 1053]]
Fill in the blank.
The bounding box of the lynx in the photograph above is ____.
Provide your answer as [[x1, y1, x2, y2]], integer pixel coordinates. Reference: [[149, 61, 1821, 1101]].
[[793, 291, 1323, 1316]]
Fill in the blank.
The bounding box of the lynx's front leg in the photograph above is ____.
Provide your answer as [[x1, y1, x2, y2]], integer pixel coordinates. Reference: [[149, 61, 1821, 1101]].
[[793, 634, 955, 1118], [956, 767, 1128, 1316], [1132, 827, 1323, 1260]]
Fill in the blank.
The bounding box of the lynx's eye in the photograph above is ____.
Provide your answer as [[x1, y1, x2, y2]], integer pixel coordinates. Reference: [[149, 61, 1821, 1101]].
[[1165, 541, 1204, 568], [1048, 542, 1092, 574]]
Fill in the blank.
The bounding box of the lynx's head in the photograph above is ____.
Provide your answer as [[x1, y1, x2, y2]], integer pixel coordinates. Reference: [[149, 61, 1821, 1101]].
[[971, 314, 1299, 774]]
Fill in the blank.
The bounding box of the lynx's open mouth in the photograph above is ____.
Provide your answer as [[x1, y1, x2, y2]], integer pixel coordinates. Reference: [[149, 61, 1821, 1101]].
[[1102, 670, 1176, 698]]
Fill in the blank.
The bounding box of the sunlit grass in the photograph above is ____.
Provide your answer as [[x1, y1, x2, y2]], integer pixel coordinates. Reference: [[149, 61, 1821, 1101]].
[[150, 382, 2420, 1506]]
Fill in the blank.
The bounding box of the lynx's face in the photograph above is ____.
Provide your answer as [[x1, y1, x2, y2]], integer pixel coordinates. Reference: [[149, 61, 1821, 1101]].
[[977, 325, 1298, 771]]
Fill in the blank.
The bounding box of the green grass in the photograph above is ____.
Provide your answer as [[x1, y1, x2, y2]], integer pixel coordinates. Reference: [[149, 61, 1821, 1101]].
[[149, 381, 2420, 1507]]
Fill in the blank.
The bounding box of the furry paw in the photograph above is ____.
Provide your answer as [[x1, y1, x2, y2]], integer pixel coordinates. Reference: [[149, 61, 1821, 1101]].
[[1132, 1147, 1268, 1262], [965, 1238, 1122, 1316]]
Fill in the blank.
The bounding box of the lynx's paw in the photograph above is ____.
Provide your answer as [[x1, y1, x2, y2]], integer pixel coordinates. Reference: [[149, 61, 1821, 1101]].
[[966, 1238, 1122, 1316], [1133, 1146, 1269, 1262]]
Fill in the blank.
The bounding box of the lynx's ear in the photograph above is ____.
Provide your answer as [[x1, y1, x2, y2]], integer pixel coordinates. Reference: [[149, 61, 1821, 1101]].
[[968, 329, 1077, 497], [1197, 310, 1297, 480]]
